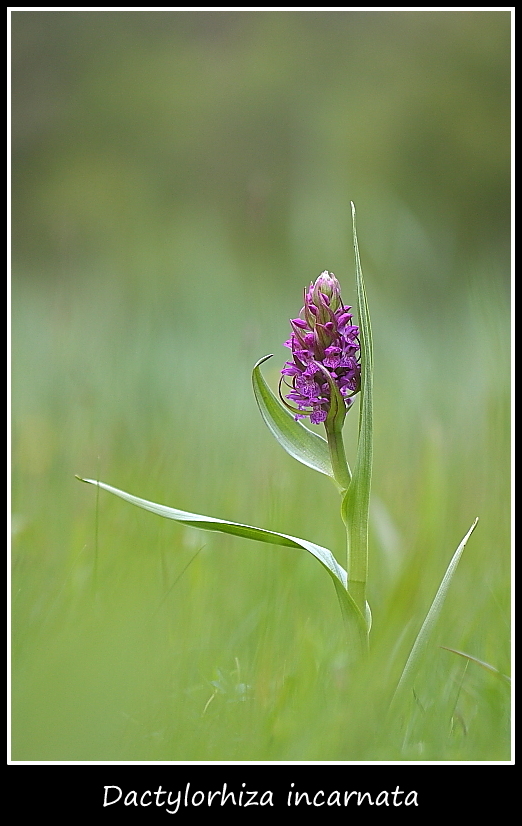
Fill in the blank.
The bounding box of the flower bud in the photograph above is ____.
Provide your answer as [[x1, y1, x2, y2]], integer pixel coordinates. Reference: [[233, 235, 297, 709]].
[[312, 271, 342, 314]]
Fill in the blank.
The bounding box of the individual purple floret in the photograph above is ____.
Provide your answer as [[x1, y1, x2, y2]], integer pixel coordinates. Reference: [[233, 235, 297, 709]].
[[280, 271, 361, 424]]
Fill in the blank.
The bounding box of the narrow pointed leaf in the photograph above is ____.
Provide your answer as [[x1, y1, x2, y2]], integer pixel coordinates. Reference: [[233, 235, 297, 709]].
[[252, 355, 338, 483], [440, 646, 511, 684], [341, 204, 374, 614], [77, 476, 366, 637], [392, 518, 479, 704]]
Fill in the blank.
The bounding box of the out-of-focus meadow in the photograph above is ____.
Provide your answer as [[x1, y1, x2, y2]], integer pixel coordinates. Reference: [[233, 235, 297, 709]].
[[11, 11, 510, 761]]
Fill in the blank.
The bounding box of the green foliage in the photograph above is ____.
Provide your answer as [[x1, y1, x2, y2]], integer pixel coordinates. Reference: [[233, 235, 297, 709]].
[[252, 355, 337, 483], [392, 518, 479, 707], [76, 476, 350, 598], [340, 205, 374, 615]]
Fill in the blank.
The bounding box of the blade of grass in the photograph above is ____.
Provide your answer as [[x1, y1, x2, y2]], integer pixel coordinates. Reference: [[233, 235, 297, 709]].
[[440, 646, 510, 684], [391, 517, 479, 706]]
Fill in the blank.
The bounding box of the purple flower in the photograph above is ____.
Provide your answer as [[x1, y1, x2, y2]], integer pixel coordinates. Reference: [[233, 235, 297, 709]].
[[280, 271, 361, 424]]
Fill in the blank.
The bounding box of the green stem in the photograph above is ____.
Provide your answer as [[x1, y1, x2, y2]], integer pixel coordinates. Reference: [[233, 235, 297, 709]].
[[346, 527, 368, 615], [340, 390, 372, 619], [326, 418, 368, 625], [324, 420, 351, 492]]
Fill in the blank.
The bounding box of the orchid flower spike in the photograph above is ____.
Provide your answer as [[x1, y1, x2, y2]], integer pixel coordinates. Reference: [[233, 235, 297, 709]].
[[281, 271, 361, 425]]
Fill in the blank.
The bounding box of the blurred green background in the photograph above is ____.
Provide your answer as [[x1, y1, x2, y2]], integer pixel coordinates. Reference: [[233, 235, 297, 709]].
[[11, 10, 510, 761]]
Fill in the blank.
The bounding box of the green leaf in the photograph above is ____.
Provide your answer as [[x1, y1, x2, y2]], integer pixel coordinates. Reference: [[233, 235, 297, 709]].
[[340, 204, 374, 615], [391, 518, 479, 706], [252, 355, 339, 484], [76, 475, 366, 640]]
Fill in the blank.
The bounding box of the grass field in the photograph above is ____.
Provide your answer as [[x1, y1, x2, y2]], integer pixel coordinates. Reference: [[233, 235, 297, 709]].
[[11, 11, 511, 761]]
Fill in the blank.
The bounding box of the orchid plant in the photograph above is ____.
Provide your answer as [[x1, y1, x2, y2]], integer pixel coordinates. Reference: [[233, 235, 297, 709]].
[[78, 204, 478, 690]]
